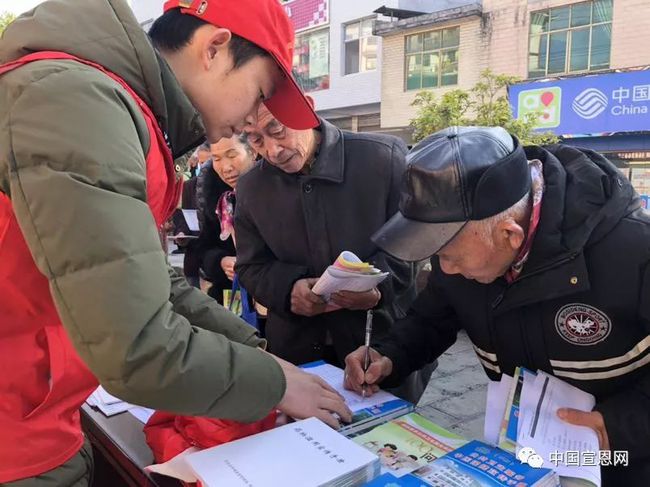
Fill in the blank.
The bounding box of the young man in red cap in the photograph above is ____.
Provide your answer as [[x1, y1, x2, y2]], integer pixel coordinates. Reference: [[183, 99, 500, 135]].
[[0, 1, 349, 485]]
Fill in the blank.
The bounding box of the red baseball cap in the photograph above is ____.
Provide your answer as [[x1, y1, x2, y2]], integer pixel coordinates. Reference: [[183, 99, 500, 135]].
[[163, 0, 319, 130]]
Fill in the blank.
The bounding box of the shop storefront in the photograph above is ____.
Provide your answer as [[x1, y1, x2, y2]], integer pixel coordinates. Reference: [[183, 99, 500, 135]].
[[611, 151, 650, 209], [509, 69, 650, 203], [282, 0, 331, 93]]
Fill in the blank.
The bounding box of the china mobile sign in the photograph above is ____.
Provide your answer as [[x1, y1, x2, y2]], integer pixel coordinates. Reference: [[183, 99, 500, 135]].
[[281, 0, 329, 32], [509, 70, 650, 135]]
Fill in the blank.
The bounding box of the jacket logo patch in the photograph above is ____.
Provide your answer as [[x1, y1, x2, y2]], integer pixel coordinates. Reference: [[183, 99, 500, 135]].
[[555, 304, 611, 346]]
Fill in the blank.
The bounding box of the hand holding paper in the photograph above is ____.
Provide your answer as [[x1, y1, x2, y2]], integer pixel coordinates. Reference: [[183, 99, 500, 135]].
[[330, 288, 381, 311], [290, 278, 336, 317], [557, 408, 610, 451]]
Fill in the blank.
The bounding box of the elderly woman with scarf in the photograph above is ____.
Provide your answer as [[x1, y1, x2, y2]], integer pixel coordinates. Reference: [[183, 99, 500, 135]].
[[195, 134, 257, 304]]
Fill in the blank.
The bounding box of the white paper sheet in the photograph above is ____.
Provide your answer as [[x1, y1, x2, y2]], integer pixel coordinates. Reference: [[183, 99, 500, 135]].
[[96, 386, 123, 405], [95, 400, 134, 417], [86, 386, 138, 417], [129, 406, 155, 424], [484, 375, 513, 445], [166, 234, 199, 239], [303, 363, 398, 412], [181, 209, 200, 232], [85, 391, 99, 407]]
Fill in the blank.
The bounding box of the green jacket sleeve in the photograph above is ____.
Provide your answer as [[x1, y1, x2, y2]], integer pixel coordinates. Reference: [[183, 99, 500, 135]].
[[3, 66, 285, 422], [167, 264, 267, 348]]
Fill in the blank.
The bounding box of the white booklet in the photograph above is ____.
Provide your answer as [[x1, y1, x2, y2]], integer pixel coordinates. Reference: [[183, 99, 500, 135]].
[[312, 251, 389, 297], [302, 362, 400, 413], [183, 417, 379, 487]]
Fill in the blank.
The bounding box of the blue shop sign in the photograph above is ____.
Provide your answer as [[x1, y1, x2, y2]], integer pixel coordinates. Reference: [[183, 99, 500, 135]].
[[509, 70, 650, 136]]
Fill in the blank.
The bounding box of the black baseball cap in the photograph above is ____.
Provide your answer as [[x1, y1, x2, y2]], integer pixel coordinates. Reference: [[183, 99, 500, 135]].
[[372, 126, 531, 262]]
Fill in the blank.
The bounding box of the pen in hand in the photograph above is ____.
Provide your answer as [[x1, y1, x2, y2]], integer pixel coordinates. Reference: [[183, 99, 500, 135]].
[[362, 309, 373, 398]]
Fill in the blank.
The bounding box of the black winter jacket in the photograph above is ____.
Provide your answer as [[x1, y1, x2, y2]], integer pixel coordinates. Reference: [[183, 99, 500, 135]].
[[194, 162, 236, 302], [375, 144, 650, 485], [235, 120, 417, 366]]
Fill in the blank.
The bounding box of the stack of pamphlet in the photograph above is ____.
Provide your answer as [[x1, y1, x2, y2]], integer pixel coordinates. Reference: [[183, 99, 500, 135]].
[[301, 361, 414, 436], [365, 440, 559, 487], [311, 251, 388, 298], [151, 417, 381, 487], [353, 413, 468, 478], [486, 368, 601, 487]]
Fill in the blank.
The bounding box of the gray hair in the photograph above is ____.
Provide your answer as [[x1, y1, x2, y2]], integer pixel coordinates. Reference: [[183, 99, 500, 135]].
[[237, 133, 256, 157], [470, 192, 532, 243]]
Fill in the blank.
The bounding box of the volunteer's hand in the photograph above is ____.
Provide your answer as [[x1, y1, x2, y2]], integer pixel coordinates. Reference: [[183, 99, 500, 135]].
[[221, 256, 236, 281], [557, 408, 610, 450], [273, 355, 352, 429], [343, 346, 393, 396], [291, 278, 330, 316], [331, 288, 381, 311]]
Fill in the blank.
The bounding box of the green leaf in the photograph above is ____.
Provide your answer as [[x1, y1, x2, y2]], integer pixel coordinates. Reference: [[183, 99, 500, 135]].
[[0, 11, 16, 34], [409, 69, 559, 146]]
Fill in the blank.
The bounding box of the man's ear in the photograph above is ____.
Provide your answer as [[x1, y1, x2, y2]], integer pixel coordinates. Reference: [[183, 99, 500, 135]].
[[496, 218, 526, 251], [202, 27, 233, 71]]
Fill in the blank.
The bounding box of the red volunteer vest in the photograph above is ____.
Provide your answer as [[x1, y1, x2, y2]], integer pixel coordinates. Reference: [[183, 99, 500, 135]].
[[0, 51, 182, 482]]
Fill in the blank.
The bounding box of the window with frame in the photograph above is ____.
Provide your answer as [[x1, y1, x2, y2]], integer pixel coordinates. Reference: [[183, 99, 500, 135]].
[[293, 29, 330, 92], [344, 18, 378, 75], [405, 26, 459, 91], [528, 0, 613, 78]]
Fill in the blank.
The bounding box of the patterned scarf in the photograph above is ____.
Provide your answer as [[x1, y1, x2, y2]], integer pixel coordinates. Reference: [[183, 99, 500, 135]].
[[216, 191, 236, 242], [505, 159, 545, 283]]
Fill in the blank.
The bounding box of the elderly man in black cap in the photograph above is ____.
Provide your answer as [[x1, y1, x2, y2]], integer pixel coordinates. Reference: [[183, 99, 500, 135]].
[[345, 126, 650, 485]]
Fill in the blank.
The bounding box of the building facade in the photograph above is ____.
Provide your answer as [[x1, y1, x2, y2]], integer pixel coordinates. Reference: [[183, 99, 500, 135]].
[[283, 0, 474, 133], [282, 0, 397, 132], [377, 3, 486, 135], [376, 0, 650, 201]]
